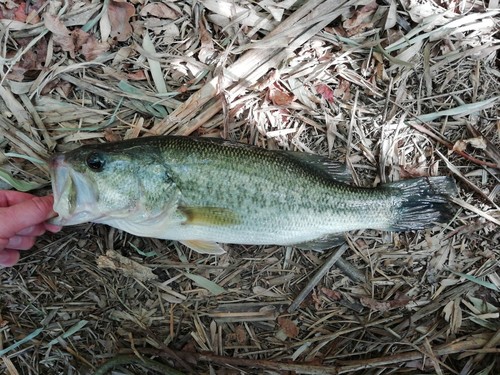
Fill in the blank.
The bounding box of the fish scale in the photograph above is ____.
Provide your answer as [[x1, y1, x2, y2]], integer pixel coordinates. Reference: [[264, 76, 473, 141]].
[[50, 136, 457, 254]]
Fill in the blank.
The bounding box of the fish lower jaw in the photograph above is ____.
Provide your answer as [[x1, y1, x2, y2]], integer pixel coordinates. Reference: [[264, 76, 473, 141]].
[[52, 212, 101, 226]]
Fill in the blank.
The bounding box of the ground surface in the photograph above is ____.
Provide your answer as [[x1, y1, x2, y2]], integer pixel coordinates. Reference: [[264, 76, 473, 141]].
[[0, 0, 499, 374]]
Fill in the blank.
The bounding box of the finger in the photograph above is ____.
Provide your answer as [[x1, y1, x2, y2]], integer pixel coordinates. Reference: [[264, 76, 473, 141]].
[[7, 236, 36, 250], [16, 224, 47, 236], [0, 249, 20, 267], [44, 223, 62, 233], [0, 190, 37, 207], [0, 195, 56, 238]]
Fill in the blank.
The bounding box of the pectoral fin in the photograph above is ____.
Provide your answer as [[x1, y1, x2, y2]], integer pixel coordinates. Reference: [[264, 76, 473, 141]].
[[178, 206, 240, 226], [180, 240, 226, 255], [294, 234, 345, 251]]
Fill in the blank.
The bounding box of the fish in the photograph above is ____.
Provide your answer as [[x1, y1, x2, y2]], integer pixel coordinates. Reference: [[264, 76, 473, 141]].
[[50, 136, 457, 254]]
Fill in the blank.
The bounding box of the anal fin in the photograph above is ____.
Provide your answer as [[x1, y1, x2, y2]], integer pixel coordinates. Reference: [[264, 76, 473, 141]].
[[180, 240, 226, 255], [294, 234, 345, 251]]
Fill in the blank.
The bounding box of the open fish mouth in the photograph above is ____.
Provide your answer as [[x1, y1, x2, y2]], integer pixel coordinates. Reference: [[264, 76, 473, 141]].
[[50, 155, 100, 225]]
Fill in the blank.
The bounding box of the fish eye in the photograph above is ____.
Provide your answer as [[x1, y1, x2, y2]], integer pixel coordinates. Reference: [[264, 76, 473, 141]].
[[86, 152, 106, 172]]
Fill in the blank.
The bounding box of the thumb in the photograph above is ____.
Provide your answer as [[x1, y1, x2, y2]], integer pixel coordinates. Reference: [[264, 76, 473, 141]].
[[0, 195, 56, 238]]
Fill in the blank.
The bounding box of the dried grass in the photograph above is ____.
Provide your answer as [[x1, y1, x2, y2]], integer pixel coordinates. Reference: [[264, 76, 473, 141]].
[[0, 0, 499, 374]]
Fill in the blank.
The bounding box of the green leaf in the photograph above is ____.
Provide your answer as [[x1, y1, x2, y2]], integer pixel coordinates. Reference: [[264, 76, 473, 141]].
[[0, 327, 43, 356], [4, 152, 47, 165], [183, 272, 226, 295], [0, 169, 45, 192], [143, 33, 167, 94], [46, 320, 89, 347], [416, 97, 498, 122], [447, 268, 500, 292], [129, 242, 157, 258]]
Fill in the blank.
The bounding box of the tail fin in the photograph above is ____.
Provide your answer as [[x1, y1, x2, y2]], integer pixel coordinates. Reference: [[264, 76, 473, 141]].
[[384, 176, 457, 231]]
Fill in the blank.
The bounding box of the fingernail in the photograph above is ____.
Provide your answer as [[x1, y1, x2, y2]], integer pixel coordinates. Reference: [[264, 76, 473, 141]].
[[7, 236, 22, 247], [17, 226, 35, 236], [0, 250, 20, 267]]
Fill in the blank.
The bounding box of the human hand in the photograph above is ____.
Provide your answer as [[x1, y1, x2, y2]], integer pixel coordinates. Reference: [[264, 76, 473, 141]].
[[0, 191, 61, 267]]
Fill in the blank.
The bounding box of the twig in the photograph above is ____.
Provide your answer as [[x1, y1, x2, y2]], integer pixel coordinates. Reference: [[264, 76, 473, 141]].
[[336, 334, 491, 373], [335, 257, 366, 283], [93, 354, 185, 375], [408, 122, 499, 169], [176, 351, 338, 375], [288, 244, 349, 313]]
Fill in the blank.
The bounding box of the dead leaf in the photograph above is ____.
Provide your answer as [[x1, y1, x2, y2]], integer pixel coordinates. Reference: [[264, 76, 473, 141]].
[[104, 129, 122, 143], [140, 2, 179, 19], [235, 325, 247, 344], [44, 15, 109, 61], [13, 2, 26, 22], [442, 299, 463, 335], [127, 70, 147, 81], [79, 32, 110, 61], [198, 17, 215, 64], [343, 1, 378, 29], [333, 79, 351, 101], [465, 137, 487, 150], [269, 84, 294, 106], [452, 140, 467, 152], [108, 0, 136, 42], [7, 37, 48, 82], [320, 287, 341, 300], [277, 317, 299, 338], [315, 83, 335, 103], [44, 14, 75, 57], [453, 137, 487, 153], [403, 0, 450, 25], [360, 293, 411, 312], [97, 249, 157, 281]]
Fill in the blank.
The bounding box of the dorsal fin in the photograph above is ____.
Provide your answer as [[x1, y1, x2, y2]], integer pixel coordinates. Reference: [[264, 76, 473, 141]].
[[284, 152, 352, 183], [186, 137, 353, 183]]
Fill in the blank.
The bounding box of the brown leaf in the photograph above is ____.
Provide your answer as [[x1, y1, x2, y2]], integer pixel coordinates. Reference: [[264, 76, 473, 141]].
[[7, 37, 48, 82], [96, 250, 157, 281], [13, 2, 27, 22], [465, 137, 487, 150], [44, 15, 108, 61], [333, 79, 351, 101], [343, 1, 378, 29], [127, 70, 147, 81], [452, 140, 468, 152], [315, 83, 335, 103], [104, 129, 122, 143], [269, 85, 294, 106], [360, 293, 411, 312], [44, 14, 76, 57], [235, 325, 247, 345], [320, 287, 341, 300], [108, 0, 136, 42], [79, 32, 110, 61], [140, 3, 180, 19], [198, 18, 215, 64], [277, 317, 299, 338]]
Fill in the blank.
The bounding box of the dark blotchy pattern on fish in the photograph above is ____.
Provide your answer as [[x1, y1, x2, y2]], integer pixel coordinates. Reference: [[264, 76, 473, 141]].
[[50, 136, 457, 251]]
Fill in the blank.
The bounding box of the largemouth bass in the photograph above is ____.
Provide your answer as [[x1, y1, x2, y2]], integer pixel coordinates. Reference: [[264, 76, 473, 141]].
[[50, 136, 456, 254]]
